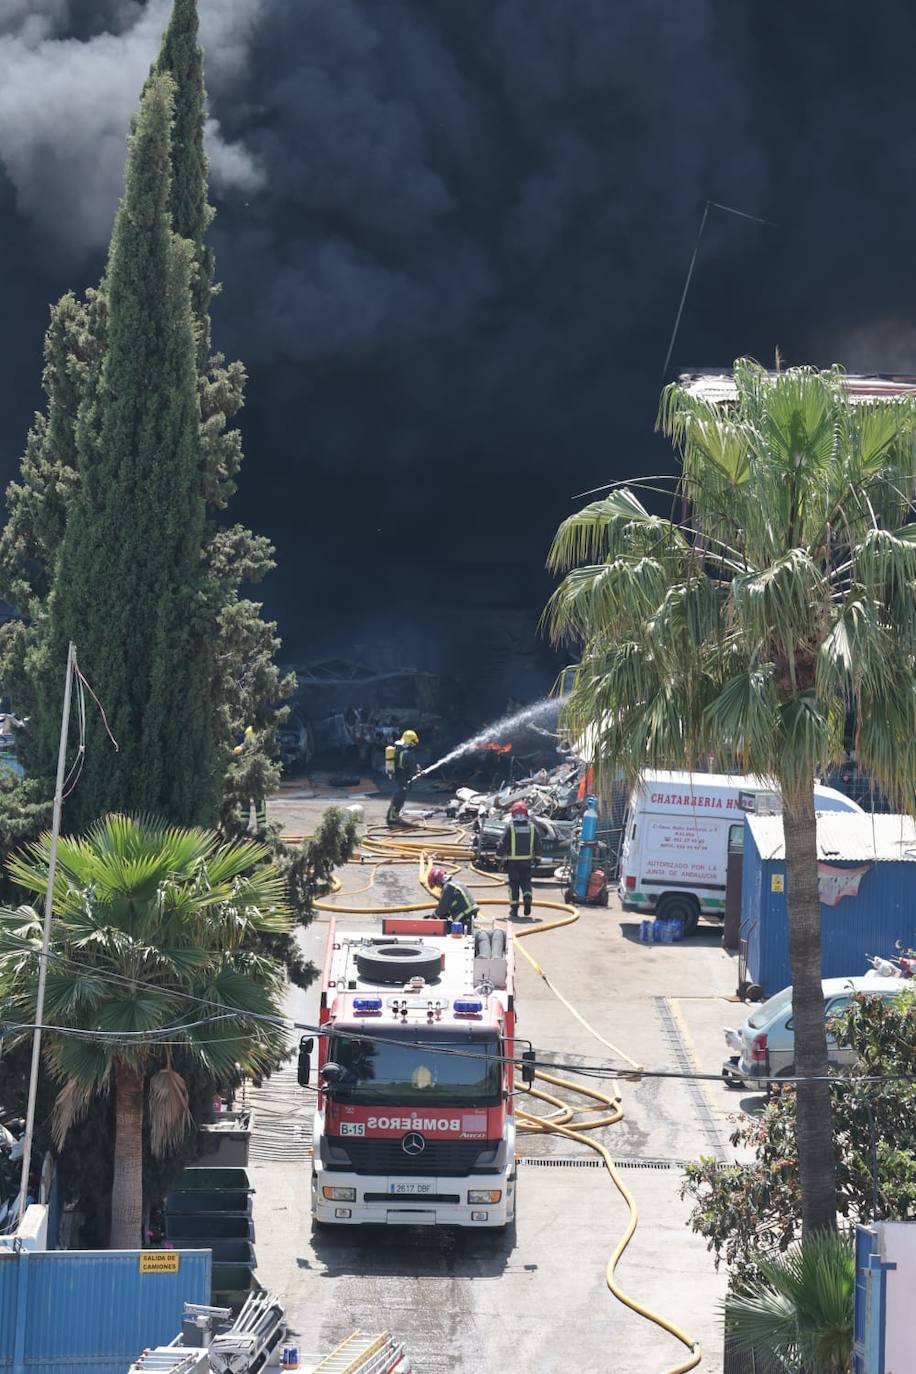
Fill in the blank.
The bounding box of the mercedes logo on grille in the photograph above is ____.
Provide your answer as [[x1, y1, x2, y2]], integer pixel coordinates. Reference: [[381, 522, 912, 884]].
[[401, 1131, 426, 1157]]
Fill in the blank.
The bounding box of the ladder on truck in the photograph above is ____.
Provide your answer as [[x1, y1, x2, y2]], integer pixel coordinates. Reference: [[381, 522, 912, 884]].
[[128, 1350, 208, 1373], [307, 1330, 411, 1374]]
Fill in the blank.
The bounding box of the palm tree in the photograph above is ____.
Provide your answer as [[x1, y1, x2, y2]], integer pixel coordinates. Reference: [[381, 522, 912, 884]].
[[546, 361, 916, 1236], [0, 814, 289, 1248], [724, 1230, 854, 1373]]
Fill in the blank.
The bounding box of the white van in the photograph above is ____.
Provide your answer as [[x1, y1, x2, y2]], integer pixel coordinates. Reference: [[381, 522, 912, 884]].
[[617, 770, 859, 934]]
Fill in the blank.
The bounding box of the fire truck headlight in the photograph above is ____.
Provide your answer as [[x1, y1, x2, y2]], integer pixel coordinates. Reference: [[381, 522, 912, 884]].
[[468, 1189, 502, 1204], [323, 1186, 357, 1201]]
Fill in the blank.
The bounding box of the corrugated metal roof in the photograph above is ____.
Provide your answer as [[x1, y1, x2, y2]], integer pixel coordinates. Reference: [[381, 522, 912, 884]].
[[747, 812, 916, 862], [678, 370, 916, 405]]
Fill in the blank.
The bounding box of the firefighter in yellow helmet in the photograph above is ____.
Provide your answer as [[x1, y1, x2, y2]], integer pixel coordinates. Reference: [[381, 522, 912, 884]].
[[385, 729, 419, 827]]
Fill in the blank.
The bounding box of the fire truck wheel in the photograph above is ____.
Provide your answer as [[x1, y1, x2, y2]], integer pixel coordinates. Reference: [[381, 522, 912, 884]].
[[355, 943, 443, 984]]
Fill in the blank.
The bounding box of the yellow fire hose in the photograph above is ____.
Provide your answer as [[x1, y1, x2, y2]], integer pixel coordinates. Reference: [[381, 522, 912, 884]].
[[294, 817, 702, 1371]]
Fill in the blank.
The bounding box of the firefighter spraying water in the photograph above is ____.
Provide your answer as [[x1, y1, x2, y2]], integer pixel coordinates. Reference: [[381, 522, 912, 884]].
[[384, 728, 420, 827]]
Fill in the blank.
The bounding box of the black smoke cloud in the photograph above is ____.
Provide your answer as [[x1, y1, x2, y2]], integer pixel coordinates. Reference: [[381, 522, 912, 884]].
[[0, 1, 913, 704]]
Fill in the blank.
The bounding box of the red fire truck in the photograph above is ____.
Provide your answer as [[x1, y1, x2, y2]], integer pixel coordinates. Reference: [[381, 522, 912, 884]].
[[299, 915, 529, 1230]]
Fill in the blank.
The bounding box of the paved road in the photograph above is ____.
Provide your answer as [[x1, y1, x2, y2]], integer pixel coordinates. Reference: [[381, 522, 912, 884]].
[[249, 789, 736, 1372]]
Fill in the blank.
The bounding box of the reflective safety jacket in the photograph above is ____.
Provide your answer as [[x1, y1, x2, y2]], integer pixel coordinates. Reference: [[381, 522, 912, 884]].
[[436, 878, 478, 924], [394, 742, 418, 781], [497, 817, 540, 861]]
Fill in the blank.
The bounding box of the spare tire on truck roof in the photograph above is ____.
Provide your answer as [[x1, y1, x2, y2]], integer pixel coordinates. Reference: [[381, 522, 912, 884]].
[[355, 942, 442, 984]]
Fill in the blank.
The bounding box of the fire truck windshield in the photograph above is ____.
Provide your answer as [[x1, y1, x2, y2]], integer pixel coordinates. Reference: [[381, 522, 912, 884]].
[[327, 1028, 502, 1106]]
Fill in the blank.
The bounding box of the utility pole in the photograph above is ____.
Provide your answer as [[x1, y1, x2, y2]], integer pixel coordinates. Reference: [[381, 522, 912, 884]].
[[16, 641, 76, 1226]]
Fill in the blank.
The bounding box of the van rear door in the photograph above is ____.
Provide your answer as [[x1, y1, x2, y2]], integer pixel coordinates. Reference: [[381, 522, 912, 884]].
[[617, 797, 639, 888]]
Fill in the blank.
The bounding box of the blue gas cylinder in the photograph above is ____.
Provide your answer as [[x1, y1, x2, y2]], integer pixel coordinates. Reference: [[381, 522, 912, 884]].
[[573, 795, 599, 901]]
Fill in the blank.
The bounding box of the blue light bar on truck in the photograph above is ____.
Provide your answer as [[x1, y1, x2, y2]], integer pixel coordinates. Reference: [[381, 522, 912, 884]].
[[353, 997, 383, 1014], [454, 999, 483, 1016]]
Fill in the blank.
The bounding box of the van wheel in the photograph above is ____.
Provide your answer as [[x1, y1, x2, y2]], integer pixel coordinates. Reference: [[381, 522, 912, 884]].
[[657, 893, 700, 935]]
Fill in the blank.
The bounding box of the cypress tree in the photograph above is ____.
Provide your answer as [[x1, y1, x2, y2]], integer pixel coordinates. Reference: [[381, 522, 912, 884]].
[[0, 293, 97, 617], [151, 0, 214, 363], [151, 0, 292, 831], [0, 291, 104, 731], [0, 0, 289, 836], [46, 72, 219, 825]]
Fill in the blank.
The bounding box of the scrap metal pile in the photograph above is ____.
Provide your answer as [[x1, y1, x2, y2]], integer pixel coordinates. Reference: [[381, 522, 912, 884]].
[[444, 761, 585, 874]]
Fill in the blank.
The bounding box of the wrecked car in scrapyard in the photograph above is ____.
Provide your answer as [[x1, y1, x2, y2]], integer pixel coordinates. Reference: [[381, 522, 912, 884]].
[[445, 762, 585, 875]]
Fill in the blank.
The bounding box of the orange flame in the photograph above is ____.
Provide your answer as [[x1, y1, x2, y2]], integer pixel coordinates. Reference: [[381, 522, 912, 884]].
[[481, 742, 512, 753]]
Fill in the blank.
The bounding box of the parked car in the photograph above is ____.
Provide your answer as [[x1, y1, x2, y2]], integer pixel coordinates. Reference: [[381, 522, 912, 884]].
[[722, 975, 904, 1089]]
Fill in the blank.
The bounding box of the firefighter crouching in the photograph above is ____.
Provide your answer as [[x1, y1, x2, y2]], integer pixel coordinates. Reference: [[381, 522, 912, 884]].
[[385, 728, 419, 827], [497, 800, 540, 918], [428, 866, 478, 933]]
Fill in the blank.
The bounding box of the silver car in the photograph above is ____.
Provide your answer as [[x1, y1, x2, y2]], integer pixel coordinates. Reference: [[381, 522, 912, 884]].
[[722, 975, 904, 1088]]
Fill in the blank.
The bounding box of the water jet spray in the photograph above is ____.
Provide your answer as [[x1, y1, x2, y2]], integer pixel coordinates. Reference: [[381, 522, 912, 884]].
[[414, 696, 569, 781]]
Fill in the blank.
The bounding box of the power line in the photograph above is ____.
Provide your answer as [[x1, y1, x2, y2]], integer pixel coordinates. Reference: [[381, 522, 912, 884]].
[[2, 986, 914, 1088], [4, 941, 914, 1086]]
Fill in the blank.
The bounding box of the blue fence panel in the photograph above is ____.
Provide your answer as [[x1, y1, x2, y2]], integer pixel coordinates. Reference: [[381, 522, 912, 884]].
[[0, 1256, 17, 1364], [0, 1249, 211, 1374]]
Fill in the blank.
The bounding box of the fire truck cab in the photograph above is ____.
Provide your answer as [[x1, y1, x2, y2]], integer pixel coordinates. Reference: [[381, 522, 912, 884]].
[[303, 916, 519, 1230]]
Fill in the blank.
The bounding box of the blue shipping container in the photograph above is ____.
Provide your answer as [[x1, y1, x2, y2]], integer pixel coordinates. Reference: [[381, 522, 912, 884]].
[[741, 813, 916, 995], [0, 1249, 211, 1374]]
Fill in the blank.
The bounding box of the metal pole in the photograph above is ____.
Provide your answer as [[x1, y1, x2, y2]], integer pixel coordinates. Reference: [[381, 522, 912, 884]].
[[661, 200, 709, 380], [867, 1100, 880, 1219], [16, 641, 76, 1225], [660, 199, 776, 381]]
